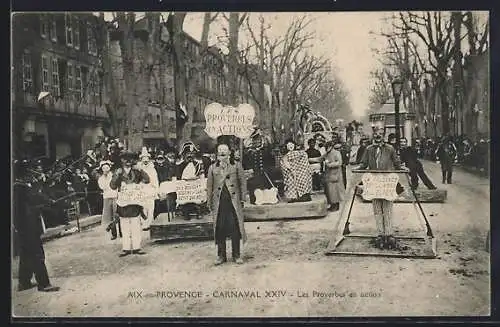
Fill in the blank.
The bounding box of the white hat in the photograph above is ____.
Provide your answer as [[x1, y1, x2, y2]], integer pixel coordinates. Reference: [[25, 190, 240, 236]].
[[99, 160, 112, 169], [180, 141, 199, 155], [139, 147, 151, 159]]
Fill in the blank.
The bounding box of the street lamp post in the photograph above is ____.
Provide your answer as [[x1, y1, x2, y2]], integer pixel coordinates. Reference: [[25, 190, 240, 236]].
[[391, 79, 403, 153]]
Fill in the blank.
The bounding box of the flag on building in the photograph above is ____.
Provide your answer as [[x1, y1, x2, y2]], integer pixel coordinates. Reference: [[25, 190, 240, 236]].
[[178, 102, 188, 121], [37, 91, 50, 102]]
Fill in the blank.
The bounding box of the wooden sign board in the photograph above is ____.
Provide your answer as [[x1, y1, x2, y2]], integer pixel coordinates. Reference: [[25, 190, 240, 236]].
[[159, 178, 208, 205], [361, 172, 399, 201], [204, 103, 255, 139], [116, 183, 157, 207]]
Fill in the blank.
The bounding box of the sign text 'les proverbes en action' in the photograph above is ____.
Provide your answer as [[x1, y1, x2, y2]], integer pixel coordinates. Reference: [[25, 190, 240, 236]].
[[203, 103, 255, 139]]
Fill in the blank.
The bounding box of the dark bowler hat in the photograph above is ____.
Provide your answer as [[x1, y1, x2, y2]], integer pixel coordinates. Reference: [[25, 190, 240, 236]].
[[120, 150, 137, 160]]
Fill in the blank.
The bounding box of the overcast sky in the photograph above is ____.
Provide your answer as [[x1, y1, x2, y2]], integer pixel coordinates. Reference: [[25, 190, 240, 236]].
[[184, 12, 387, 119], [102, 11, 488, 120]]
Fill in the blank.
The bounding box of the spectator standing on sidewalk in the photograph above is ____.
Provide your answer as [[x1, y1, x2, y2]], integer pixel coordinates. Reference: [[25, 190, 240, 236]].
[[435, 136, 458, 184], [98, 160, 121, 241], [14, 160, 60, 292], [399, 138, 437, 190]]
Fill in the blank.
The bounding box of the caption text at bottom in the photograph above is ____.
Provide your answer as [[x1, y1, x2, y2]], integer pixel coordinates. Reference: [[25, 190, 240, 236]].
[[127, 289, 382, 300]]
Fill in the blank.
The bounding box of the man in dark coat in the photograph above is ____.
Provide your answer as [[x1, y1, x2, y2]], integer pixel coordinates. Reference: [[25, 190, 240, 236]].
[[399, 138, 437, 190], [306, 138, 322, 191], [435, 136, 458, 184], [355, 137, 369, 164], [245, 130, 277, 204], [339, 141, 350, 189], [207, 144, 247, 265], [154, 151, 177, 218], [14, 160, 60, 292]]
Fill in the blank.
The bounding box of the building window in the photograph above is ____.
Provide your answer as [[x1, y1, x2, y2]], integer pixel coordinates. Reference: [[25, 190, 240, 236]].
[[40, 15, 48, 38], [73, 17, 80, 50], [51, 57, 60, 97], [97, 74, 103, 106], [41, 55, 49, 92], [65, 14, 73, 47], [67, 62, 74, 99], [88, 75, 94, 104], [75, 66, 82, 101], [49, 17, 57, 42], [87, 23, 97, 55], [22, 51, 33, 93], [87, 73, 99, 105]]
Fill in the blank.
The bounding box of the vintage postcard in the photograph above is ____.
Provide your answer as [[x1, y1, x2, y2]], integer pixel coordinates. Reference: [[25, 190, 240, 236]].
[[11, 11, 490, 318]]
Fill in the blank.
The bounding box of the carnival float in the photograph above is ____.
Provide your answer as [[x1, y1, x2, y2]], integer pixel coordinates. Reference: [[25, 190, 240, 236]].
[[150, 102, 329, 242]]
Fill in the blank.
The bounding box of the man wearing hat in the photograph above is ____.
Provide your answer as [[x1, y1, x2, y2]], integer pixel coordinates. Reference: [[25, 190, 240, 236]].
[[14, 159, 60, 292], [337, 141, 351, 189], [310, 141, 345, 211], [244, 128, 277, 204], [357, 128, 403, 249], [154, 150, 178, 218], [135, 147, 159, 230], [97, 160, 120, 240], [110, 151, 150, 257], [176, 141, 204, 219], [355, 137, 369, 164], [177, 142, 203, 180]]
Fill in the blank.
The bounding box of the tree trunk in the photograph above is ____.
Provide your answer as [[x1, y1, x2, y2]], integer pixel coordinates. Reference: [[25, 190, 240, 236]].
[[452, 11, 463, 136], [227, 13, 241, 106], [168, 13, 188, 148]]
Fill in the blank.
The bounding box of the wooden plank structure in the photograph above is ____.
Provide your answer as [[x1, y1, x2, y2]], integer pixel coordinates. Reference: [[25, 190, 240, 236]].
[[356, 185, 447, 203], [243, 195, 328, 221], [325, 169, 437, 259], [150, 213, 214, 242]]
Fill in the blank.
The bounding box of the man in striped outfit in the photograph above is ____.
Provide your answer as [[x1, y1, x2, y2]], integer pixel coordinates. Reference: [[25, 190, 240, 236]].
[[358, 128, 402, 249]]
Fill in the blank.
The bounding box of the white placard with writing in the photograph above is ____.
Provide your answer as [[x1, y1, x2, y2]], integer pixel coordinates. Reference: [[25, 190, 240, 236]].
[[361, 173, 400, 201], [176, 178, 208, 205], [204, 102, 255, 139], [159, 178, 208, 205], [116, 183, 157, 207], [159, 180, 178, 194]]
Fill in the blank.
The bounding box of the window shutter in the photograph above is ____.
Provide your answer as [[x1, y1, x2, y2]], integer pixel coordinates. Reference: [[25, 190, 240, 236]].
[[58, 58, 67, 97]]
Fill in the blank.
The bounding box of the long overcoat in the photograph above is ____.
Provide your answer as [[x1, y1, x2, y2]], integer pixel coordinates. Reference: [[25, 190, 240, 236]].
[[206, 162, 247, 243], [322, 149, 345, 203]]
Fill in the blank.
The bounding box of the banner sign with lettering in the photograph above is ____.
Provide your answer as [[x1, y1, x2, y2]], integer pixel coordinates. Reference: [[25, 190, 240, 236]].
[[116, 183, 157, 207], [176, 178, 207, 204], [204, 103, 255, 139], [159, 178, 208, 205], [361, 173, 399, 201]]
